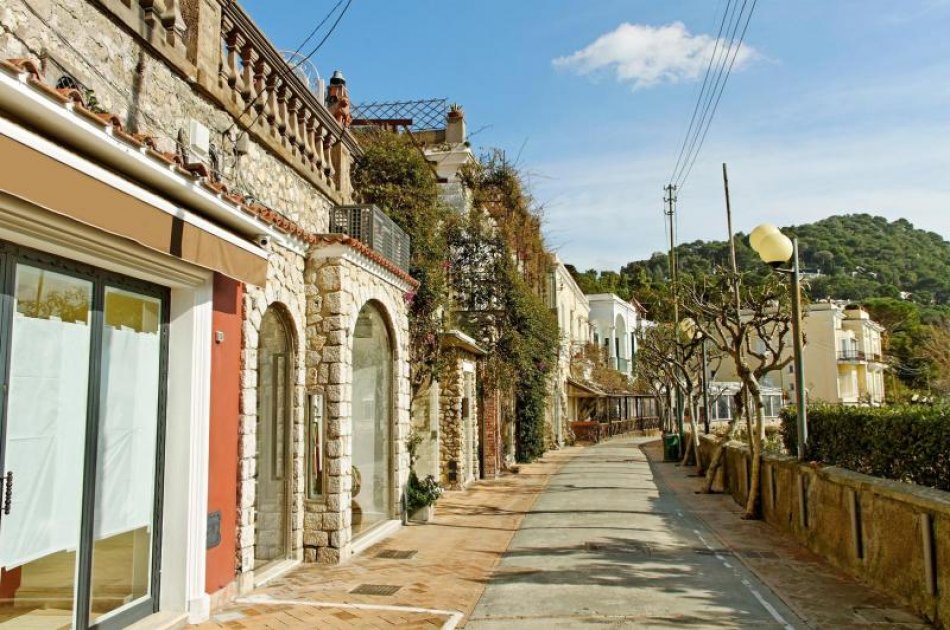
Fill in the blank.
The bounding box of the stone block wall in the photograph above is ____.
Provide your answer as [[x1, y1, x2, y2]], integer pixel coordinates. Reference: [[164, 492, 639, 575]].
[[0, 0, 339, 234], [237, 246, 308, 584], [437, 353, 479, 489], [302, 250, 411, 564], [698, 435, 950, 627]]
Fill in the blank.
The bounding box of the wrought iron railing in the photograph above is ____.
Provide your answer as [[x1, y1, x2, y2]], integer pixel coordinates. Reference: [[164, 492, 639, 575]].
[[329, 205, 410, 272], [837, 350, 866, 362]]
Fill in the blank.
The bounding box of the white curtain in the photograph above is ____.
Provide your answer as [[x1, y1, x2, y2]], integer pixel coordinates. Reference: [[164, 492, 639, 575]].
[[0, 315, 90, 569], [95, 325, 160, 540], [0, 317, 161, 570]]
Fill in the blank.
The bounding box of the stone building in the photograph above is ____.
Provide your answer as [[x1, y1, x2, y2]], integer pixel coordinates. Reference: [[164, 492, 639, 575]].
[[0, 1, 413, 626]]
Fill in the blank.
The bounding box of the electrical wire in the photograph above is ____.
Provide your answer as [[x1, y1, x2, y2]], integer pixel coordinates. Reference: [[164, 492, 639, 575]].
[[222, 0, 353, 138], [672, 0, 749, 188], [668, 0, 732, 185], [676, 0, 758, 191]]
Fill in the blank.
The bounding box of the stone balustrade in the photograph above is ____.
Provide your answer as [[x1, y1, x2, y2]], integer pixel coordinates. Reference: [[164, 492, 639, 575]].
[[91, 0, 358, 205], [217, 4, 348, 195]]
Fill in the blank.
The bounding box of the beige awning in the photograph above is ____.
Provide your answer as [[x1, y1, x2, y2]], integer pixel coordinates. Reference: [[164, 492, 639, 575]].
[[0, 133, 267, 285]]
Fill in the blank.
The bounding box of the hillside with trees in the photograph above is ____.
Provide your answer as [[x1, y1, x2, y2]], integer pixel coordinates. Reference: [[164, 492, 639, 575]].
[[570, 214, 949, 306], [568, 214, 950, 398]]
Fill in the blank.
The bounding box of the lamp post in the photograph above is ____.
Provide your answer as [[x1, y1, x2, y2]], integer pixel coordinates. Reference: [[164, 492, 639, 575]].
[[749, 224, 808, 460]]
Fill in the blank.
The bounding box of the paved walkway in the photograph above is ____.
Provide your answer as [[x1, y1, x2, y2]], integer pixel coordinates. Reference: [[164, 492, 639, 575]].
[[200, 437, 928, 629], [199, 447, 583, 629], [468, 438, 802, 628]]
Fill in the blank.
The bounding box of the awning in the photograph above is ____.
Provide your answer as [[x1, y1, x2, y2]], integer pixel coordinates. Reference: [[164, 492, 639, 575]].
[[0, 132, 267, 286], [566, 377, 605, 398]]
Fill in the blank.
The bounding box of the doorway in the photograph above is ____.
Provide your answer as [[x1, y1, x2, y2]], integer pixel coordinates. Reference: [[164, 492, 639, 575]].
[[254, 307, 293, 569], [0, 243, 167, 629]]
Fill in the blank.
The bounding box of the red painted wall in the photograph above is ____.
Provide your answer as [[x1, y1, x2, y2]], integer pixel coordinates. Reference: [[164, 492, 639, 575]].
[[206, 274, 242, 594]]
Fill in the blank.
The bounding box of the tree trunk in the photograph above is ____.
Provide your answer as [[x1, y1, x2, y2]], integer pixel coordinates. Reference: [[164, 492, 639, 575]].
[[701, 389, 746, 493], [691, 399, 704, 474], [743, 389, 765, 519]]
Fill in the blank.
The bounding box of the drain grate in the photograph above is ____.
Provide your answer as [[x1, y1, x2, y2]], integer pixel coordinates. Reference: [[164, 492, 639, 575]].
[[694, 548, 732, 556], [350, 584, 402, 596], [376, 549, 417, 559], [740, 550, 780, 560]]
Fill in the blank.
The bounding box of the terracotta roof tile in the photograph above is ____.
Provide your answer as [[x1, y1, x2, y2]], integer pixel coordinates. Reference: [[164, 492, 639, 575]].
[[5, 57, 418, 289]]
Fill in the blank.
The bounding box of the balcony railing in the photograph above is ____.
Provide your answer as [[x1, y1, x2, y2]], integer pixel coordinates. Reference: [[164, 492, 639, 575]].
[[838, 350, 866, 362], [330, 205, 410, 272]]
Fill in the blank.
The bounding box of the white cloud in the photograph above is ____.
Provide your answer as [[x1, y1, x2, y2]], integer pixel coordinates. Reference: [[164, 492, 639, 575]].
[[553, 22, 757, 90]]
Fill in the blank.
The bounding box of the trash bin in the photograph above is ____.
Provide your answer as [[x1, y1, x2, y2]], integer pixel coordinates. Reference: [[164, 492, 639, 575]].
[[662, 433, 680, 462]]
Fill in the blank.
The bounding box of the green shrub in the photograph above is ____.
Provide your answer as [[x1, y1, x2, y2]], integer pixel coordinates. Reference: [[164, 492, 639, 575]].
[[781, 404, 950, 491], [406, 470, 443, 512]]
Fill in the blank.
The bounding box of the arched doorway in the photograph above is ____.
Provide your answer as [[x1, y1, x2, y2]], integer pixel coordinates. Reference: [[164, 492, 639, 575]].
[[351, 302, 394, 536], [255, 307, 293, 567]]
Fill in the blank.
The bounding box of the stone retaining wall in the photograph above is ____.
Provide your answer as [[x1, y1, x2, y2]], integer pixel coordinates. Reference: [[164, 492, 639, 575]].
[[698, 434, 950, 627]]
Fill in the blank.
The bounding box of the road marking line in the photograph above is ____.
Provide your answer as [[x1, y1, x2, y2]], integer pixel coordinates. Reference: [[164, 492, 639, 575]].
[[694, 533, 794, 629], [236, 595, 465, 630]]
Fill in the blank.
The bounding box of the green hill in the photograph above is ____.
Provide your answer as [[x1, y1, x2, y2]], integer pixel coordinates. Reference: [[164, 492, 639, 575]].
[[570, 214, 950, 306]]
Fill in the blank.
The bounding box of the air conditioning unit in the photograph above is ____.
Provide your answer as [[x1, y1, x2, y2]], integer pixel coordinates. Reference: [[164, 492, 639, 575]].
[[187, 119, 211, 162]]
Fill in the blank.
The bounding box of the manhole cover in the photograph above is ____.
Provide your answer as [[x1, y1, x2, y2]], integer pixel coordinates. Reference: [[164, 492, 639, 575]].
[[350, 584, 402, 596], [376, 549, 417, 559]]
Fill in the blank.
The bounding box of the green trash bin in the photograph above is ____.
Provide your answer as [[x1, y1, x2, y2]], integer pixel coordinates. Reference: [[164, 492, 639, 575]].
[[662, 433, 680, 462]]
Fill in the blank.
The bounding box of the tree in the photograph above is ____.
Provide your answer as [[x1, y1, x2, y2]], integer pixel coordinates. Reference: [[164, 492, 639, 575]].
[[352, 129, 455, 402], [680, 270, 796, 518]]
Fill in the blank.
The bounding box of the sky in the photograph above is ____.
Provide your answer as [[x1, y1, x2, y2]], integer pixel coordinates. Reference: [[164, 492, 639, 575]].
[[241, 0, 950, 271]]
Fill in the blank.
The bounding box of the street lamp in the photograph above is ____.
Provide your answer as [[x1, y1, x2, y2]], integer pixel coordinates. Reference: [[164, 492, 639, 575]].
[[749, 224, 808, 460]]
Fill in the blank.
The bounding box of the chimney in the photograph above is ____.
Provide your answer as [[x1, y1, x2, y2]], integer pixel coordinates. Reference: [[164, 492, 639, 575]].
[[446, 102, 466, 144], [327, 70, 352, 127]]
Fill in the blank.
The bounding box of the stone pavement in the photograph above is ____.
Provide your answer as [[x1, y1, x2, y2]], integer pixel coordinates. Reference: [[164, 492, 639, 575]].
[[644, 441, 929, 628], [198, 446, 584, 629]]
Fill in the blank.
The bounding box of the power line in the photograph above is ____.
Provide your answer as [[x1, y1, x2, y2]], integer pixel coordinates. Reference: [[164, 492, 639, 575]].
[[223, 0, 353, 137], [668, 0, 733, 185], [676, 0, 758, 191], [672, 0, 749, 188]]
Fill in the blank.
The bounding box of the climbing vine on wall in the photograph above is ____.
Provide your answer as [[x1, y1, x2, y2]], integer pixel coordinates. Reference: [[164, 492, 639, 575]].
[[352, 129, 455, 398], [451, 152, 559, 462]]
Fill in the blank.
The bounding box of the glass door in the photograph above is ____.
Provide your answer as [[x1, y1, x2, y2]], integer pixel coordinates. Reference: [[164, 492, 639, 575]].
[[0, 263, 93, 629], [0, 246, 167, 629]]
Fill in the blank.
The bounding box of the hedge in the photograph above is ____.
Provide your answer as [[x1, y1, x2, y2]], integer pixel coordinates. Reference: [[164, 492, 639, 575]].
[[781, 404, 950, 491]]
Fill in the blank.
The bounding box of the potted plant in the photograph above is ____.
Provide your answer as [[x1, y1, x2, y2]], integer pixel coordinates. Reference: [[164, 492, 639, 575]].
[[405, 431, 443, 522], [406, 471, 443, 522]]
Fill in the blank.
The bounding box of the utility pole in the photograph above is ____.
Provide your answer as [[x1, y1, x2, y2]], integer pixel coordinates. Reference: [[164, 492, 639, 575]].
[[664, 184, 685, 454]]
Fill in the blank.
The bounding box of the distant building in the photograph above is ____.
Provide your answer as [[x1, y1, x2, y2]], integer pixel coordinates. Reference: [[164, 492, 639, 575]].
[[710, 302, 887, 408], [549, 256, 592, 445], [587, 294, 643, 378]]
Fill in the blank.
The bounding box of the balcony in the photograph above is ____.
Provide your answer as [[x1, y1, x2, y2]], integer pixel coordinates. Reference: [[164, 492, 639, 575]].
[[330, 205, 410, 272], [837, 350, 866, 362]]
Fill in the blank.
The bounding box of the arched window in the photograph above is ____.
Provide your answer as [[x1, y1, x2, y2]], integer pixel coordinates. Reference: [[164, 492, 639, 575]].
[[351, 302, 394, 535]]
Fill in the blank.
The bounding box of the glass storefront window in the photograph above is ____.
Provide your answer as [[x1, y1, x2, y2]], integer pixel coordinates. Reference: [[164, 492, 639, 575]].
[[351, 304, 393, 536]]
